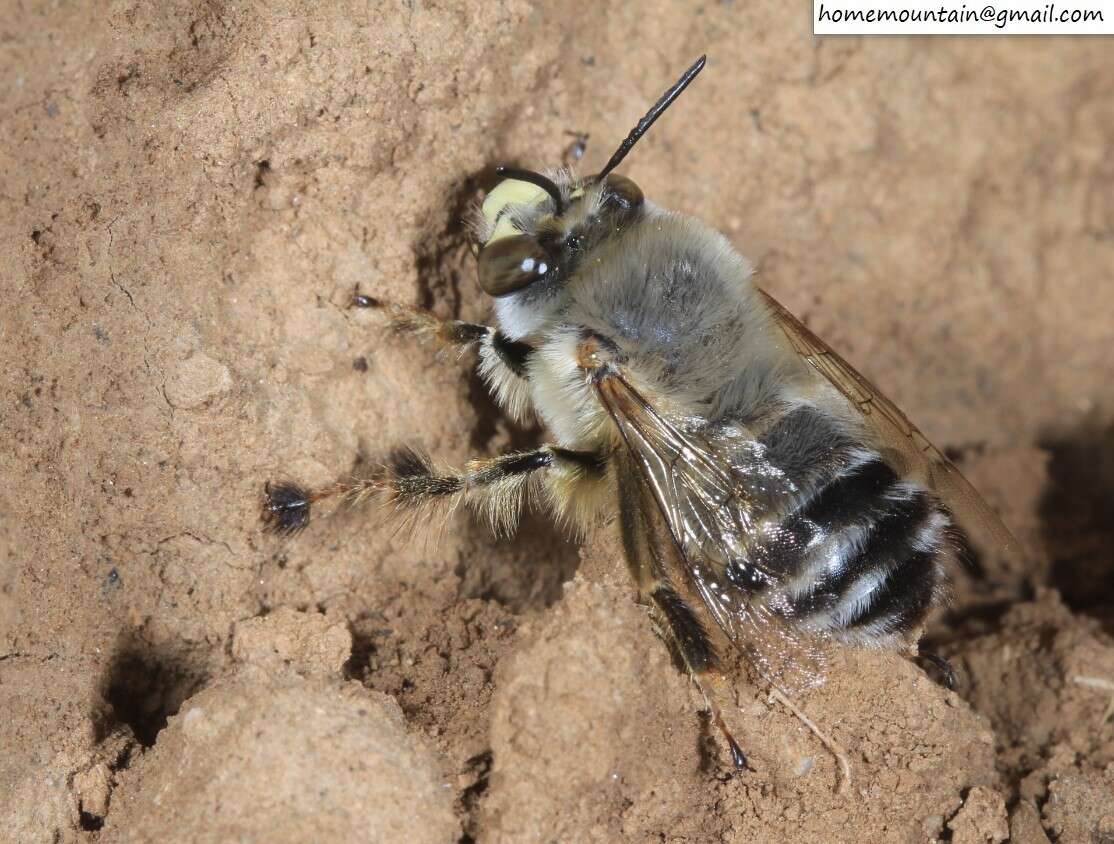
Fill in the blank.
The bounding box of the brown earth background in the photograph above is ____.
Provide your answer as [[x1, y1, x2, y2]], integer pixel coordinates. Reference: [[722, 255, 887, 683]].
[[3, 1, 1114, 842]]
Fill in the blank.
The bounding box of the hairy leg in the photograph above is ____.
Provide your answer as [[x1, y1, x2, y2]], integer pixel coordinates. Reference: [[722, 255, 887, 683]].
[[263, 444, 607, 537]]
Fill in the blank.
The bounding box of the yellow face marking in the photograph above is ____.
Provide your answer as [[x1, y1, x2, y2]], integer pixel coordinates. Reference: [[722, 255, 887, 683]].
[[481, 179, 550, 246]]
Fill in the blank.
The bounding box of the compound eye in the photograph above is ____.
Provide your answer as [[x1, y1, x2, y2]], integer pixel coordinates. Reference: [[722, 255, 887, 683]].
[[603, 173, 644, 211], [477, 234, 553, 297]]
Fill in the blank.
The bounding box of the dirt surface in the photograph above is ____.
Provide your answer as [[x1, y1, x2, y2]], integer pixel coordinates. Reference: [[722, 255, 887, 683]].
[[2, 2, 1113, 842]]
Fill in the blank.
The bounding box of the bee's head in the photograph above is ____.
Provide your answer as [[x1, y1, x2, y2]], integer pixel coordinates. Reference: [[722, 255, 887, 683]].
[[473, 168, 644, 298], [471, 56, 706, 335]]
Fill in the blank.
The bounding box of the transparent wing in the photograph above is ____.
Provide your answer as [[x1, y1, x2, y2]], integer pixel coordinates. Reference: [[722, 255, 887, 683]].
[[758, 288, 1018, 559], [598, 373, 829, 693]]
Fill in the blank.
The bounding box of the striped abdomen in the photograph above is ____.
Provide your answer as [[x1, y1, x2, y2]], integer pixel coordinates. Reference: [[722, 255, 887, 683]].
[[731, 406, 957, 642]]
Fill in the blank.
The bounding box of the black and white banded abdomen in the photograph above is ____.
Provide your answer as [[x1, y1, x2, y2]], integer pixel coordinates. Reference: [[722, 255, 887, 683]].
[[730, 406, 960, 644]]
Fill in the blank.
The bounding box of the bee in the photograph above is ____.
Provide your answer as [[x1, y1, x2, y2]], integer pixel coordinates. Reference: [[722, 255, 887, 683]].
[[264, 56, 1016, 786]]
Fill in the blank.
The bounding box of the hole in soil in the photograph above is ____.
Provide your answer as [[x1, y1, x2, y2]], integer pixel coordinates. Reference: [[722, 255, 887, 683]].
[[407, 166, 508, 455], [458, 750, 492, 844], [1039, 421, 1114, 628], [343, 615, 391, 683], [253, 158, 271, 189], [99, 634, 206, 747], [455, 511, 579, 612], [410, 167, 498, 318]]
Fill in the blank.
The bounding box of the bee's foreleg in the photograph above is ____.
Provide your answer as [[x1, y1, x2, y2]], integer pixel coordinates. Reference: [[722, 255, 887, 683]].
[[262, 444, 604, 538], [351, 292, 534, 421], [648, 583, 751, 772]]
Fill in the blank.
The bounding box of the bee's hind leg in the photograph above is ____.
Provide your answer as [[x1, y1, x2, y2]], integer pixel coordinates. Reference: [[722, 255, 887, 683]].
[[767, 686, 852, 795], [647, 583, 751, 773], [646, 582, 851, 791]]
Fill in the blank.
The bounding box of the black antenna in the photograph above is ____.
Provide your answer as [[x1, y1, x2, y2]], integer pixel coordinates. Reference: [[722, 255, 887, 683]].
[[597, 55, 707, 180], [494, 166, 565, 214]]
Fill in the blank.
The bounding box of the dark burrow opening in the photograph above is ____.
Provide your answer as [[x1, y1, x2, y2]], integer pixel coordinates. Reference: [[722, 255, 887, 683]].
[[99, 633, 207, 747], [1039, 420, 1114, 630]]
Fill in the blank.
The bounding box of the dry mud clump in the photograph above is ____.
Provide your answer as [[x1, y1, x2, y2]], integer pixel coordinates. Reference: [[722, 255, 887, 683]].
[[101, 610, 459, 843], [2, 2, 1114, 843]]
